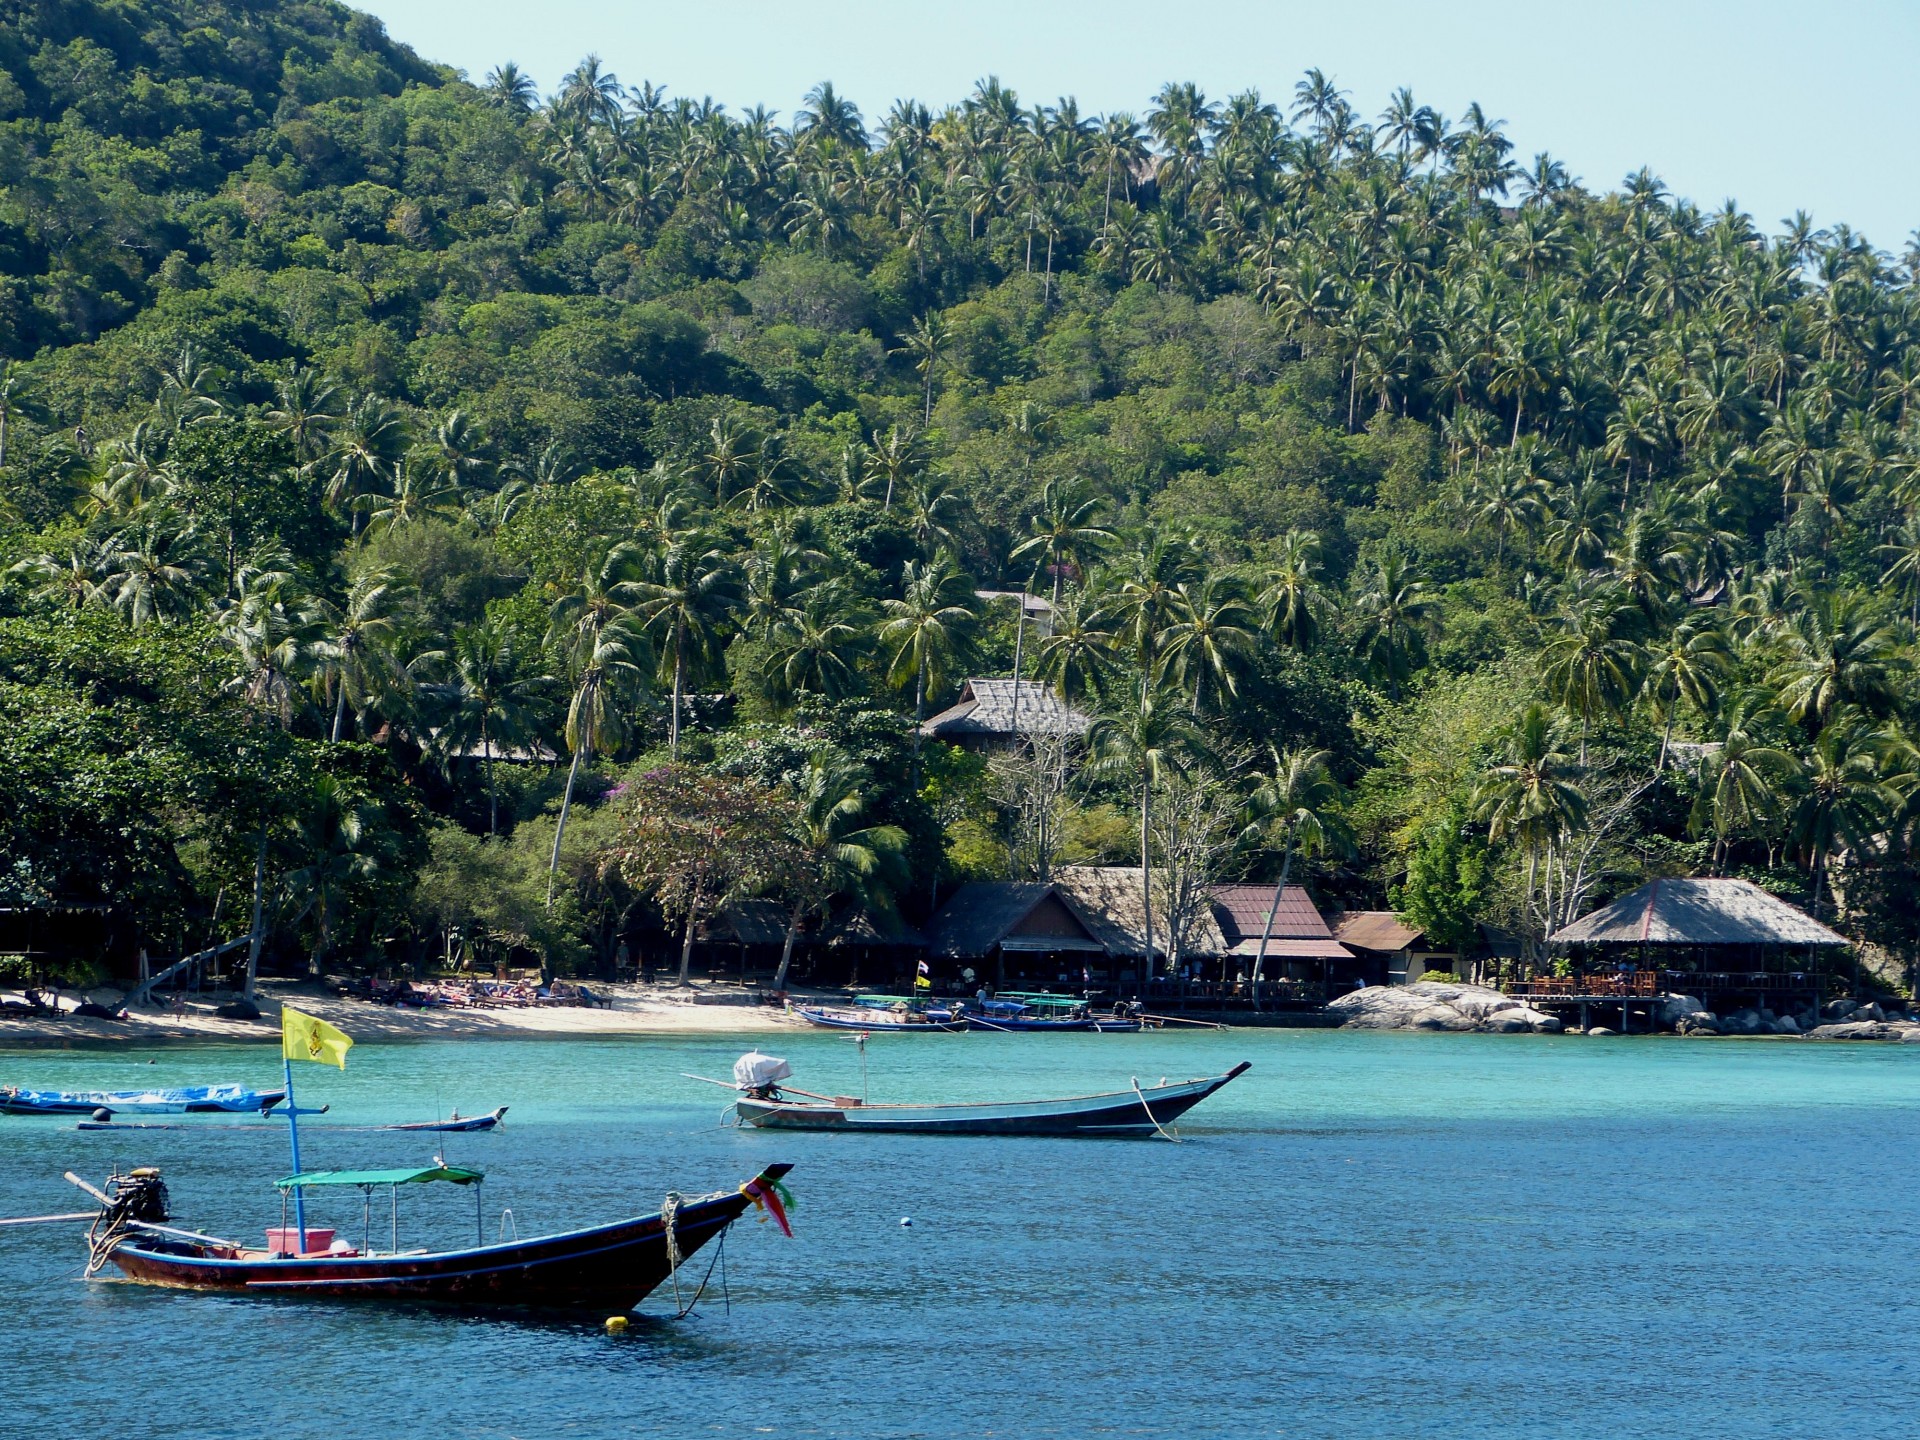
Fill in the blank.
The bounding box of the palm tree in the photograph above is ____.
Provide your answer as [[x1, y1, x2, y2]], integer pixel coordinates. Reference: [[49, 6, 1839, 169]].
[[219, 562, 322, 728], [880, 557, 977, 778], [1472, 702, 1588, 938], [547, 620, 645, 909], [424, 618, 550, 836], [1690, 700, 1797, 872], [1349, 552, 1437, 699], [1768, 591, 1903, 729], [1245, 747, 1349, 1002], [630, 530, 742, 760], [1160, 575, 1256, 714], [1641, 617, 1730, 771], [324, 396, 409, 533], [314, 569, 409, 742], [1539, 592, 1644, 764], [357, 461, 459, 537], [1034, 587, 1117, 706], [266, 366, 342, 462], [898, 313, 951, 425], [99, 519, 204, 627], [769, 590, 867, 701], [1089, 682, 1196, 979], [1790, 717, 1891, 916], [283, 775, 377, 977], [862, 425, 922, 511], [1875, 520, 1920, 624], [1011, 475, 1113, 607], [1257, 530, 1324, 651], [770, 756, 909, 991]]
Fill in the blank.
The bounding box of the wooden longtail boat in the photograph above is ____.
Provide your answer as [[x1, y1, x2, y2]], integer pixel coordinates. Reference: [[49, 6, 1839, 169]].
[[2, 1084, 285, 1116], [379, 1105, 508, 1132], [733, 1062, 1250, 1137], [795, 1005, 967, 1033], [79, 1162, 794, 1312]]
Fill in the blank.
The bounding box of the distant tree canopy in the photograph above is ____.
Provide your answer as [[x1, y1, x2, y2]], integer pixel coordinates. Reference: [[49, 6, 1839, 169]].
[[4, 0, 1920, 981]]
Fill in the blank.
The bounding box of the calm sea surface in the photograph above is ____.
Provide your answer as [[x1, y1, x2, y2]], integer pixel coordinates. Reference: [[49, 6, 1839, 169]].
[[1, 1026, 1916, 1439]]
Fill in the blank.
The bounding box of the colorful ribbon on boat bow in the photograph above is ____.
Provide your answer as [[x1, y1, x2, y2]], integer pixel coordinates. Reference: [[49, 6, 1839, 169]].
[[740, 1175, 795, 1236]]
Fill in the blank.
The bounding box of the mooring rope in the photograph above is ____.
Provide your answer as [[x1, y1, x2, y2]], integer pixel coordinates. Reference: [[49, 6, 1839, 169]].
[[1130, 1077, 1180, 1143], [660, 1191, 685, 1315]]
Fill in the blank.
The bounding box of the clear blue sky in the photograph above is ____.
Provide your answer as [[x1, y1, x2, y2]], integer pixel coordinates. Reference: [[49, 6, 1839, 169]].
[[361, 0, 1918, 251]]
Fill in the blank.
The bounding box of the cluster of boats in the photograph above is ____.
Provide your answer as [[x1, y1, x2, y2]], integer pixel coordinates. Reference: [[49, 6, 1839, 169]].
[[4, 1007, 1247, 1320]]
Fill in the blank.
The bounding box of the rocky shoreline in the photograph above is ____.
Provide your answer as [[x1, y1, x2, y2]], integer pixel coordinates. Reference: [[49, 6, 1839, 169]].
[[1327, 983, 1920, 1040]]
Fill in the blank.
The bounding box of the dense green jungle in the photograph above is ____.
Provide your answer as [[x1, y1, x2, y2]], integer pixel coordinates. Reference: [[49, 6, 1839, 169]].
[[4, 0, 1920, 986]]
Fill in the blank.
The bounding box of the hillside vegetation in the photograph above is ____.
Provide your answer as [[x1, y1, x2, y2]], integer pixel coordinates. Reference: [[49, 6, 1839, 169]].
[[4, 0, 1919, 981]]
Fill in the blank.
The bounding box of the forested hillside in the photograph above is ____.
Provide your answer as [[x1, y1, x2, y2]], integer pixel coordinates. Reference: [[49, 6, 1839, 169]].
[[5, 0, 1919, 982]]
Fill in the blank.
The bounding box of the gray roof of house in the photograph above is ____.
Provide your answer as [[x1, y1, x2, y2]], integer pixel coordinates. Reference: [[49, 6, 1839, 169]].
[[919, 679, 1091, 740], [924, 882, 1062, 958], [712, 898, 792, 947], [1053, 866, 1227, 959], [1550, 878, 1847, 948]]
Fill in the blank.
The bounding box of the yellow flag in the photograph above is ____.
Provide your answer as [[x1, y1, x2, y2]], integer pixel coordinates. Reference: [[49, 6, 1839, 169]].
[[282, 1006, 352, 1069]]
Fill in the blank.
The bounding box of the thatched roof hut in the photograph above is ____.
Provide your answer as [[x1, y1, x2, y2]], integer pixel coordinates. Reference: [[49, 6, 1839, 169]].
[[919, 679, 1092, 744], [1550, 878, 1846, 949]]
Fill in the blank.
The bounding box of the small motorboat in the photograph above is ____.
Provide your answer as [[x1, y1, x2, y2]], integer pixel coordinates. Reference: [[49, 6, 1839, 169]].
[[722, 1052, 1250, 1137], [71, 1160, 794, 1312], [379, 1106, 507, 1133], [963, 994, 1144, 1032], [2, 1084, 286, 1117]]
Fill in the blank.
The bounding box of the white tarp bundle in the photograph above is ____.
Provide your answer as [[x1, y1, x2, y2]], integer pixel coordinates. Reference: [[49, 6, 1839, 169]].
[[733, 1051, 793, 1088]]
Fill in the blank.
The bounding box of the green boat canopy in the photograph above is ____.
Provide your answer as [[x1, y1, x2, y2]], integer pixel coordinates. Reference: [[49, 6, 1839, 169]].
[[276, 1165, 484, 1190]]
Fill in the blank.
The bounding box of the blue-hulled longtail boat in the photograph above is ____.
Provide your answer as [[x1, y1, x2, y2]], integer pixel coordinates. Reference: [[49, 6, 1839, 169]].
[[2, 1083, 286, 1116]]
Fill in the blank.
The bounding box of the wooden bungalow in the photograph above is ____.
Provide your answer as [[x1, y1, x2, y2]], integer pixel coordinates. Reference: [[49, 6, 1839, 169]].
[[923, 880, 1109, 988], [1053, 865, 1227, 983], [1331, 911, 1456, 986], [1209, 885, 1354, 995]]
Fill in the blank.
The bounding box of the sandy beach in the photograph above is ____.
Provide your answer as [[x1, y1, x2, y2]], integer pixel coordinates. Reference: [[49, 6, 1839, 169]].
[[0, 980, 807, 1048]]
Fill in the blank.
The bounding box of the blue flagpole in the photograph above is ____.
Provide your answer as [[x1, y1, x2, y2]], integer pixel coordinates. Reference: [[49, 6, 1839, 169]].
[[283, 1051, 307, 1253]]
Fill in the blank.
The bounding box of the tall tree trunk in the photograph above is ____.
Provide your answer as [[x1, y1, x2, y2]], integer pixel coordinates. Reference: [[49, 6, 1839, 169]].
[[1139, 781, 1155, 986], [330, 678, 348, 743], [243, 827, 267, 1000], [773, 902, 805, 992], [1249, 835, 1295, 1007], [483, 722, 498, 837], [669, 622, 685, 760], [677, 905, 698, 985], [547, 743, 586, 910], [909, 656, 927, 784]]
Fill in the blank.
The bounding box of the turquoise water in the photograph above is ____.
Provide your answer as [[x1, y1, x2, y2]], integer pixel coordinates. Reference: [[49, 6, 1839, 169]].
[[3, 1027, 1918, 1438]]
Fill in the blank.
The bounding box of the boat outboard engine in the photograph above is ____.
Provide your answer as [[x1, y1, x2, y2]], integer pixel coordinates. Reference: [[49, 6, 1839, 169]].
[[106, 1168, 170, 1226], [733, 1051, 793, 1099]]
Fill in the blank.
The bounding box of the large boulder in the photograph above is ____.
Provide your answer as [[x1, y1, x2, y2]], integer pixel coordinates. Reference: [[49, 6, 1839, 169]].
[[1771, 1015, 1802, 1035], [1808, 1020, 1899, 1041], [1657, 994, 1706, 1028], [1411, 1005, 1479, 1031], [1676, 1013, 1721, 1036], [1482, 1005, 1562, 1034], [1326, 982, 1520, 1032], [1901, 1030, 1920, 1045]]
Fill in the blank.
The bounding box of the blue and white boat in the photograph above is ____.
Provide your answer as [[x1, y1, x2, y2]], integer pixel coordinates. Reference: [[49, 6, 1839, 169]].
[[0, 1083, 286, 1116]]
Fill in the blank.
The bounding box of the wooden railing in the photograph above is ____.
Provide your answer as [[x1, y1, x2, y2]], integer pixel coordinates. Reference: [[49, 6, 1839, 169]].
[[1505, 970, 1829, 1000]]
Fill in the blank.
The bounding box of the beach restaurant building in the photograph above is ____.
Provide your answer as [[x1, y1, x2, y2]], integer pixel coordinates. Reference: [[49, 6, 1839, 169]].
[[1537, 877, 1849, 1010]]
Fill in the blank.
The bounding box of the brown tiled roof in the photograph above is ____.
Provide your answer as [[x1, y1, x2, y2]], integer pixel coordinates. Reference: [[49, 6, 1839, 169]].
[[919, 678, 1092, 740], [1550, 878, 1846, 947], [1209, 883, 1349, 959], [1331, 911, 1427, 953]]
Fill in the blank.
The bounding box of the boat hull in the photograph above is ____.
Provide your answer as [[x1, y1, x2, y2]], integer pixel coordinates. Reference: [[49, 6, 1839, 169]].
[[963, 1016, 1141, 1032], [2, 1085, 285, 1116], [795, 1008, 966, 1033], [103, 1165, 789, 1312], [735, 1065, 1249, 1136]]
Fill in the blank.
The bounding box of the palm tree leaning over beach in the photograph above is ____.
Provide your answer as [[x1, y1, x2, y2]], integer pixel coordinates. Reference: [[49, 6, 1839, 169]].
[[1245, 746, 1349, 1005]]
